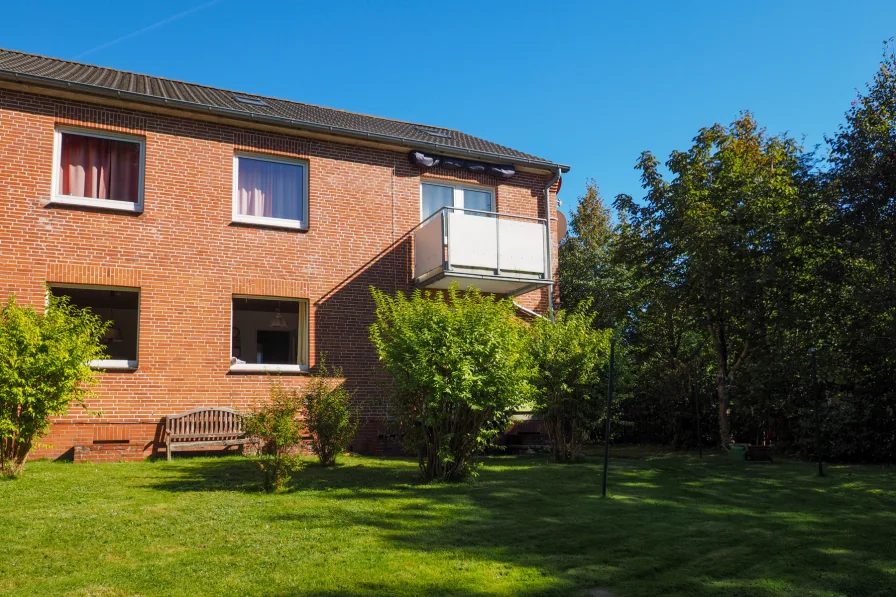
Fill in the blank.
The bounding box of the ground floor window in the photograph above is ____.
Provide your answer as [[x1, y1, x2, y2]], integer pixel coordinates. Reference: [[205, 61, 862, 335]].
[[49, 285, 140, 369], [231, 296, 309, 372]]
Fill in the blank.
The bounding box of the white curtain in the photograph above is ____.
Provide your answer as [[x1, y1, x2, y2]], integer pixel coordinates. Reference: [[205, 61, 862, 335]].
[[238, 158, 303, 220]]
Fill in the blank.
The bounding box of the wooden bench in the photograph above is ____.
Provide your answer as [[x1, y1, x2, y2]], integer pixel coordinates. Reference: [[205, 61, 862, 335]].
[[746, 444, 773, 461], [165, 407, 254, 461]]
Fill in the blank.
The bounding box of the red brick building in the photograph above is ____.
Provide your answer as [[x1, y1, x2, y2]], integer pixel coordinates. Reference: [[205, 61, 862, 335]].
[[0, 49, 568, 461]]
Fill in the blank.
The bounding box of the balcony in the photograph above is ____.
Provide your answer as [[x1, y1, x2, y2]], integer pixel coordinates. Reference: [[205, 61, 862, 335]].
[[413, 207, 552, 296]]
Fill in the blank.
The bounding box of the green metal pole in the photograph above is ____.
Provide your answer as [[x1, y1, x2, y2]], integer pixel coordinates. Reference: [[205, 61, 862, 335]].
[[602, 337, 616, 498], [811, 350, 825, 477], [694, 365, 702, 459]]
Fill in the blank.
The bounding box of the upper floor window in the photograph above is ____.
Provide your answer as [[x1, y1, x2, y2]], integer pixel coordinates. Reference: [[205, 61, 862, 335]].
[[421, 182, 493, 221], [233, 153, 308, 229], [53, 128, 145, 213]]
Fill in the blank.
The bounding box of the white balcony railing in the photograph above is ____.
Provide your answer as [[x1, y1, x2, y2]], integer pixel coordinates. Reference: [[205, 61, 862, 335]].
[[413, 207, 552, 296]]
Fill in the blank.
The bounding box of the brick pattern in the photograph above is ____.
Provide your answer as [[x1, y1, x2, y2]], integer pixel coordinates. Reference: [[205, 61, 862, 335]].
[[75, 444, 144, 463], [233, 131, 310, 159], [55, 103, 146, 134], [0, 87, 559, 461], [47, 264, 141, 288], [232, 277, 309, 298]]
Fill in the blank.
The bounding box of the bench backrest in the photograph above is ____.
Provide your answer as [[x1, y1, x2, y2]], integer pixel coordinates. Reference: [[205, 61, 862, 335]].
[[166, 407, 247, 440]]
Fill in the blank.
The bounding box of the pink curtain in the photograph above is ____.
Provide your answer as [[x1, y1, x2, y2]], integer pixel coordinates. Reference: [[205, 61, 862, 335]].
[[237, 158, 303, 221], [59, 133, 140, 203]]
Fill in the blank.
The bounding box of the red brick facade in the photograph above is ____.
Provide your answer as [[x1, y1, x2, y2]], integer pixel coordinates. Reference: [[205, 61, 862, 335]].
[[0, 84, 559, 461]]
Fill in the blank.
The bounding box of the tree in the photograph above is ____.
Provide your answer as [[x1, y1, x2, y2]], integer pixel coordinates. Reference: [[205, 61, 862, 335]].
[[0, 292, 108, 477], [558, 180, 631, 329], [369, 284, 532, 481], [302, 360, 359, 467], [616, 113, 808, 448], [529, 301, 613, 462], [814, 39, 896, 462], [246, 382, 305, 492]]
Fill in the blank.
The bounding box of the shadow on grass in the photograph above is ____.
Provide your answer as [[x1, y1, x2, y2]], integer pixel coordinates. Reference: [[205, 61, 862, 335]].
[[255, 584, 587, 597], [147, 455, 426, 494], [146, 456, 262, 492], [147, 453, 896, 596]]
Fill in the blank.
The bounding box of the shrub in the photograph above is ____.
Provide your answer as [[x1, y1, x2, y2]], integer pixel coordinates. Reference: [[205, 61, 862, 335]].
[[0, 292, 108, 478], [529, 301, 613, 463], [369, 283, 532, 482], [246, 382, 304, 492], [302, 360, 359, 467]]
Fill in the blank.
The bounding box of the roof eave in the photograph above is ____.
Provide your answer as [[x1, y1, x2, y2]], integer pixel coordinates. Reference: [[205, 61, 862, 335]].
[[0, 70, 571, 174]]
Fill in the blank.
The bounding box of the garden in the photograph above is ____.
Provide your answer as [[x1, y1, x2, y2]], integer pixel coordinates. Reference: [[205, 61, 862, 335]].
[[2, 451, 894, 597], [2, 38, 896, 597]]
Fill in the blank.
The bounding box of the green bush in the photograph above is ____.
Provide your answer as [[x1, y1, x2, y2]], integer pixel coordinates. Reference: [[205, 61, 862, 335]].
[[303, 360, 359, 467], [246, 382, 304, 492], [0, 292, 108, 478], [370, 283, 532, 482], [529, 301, 613, 462]]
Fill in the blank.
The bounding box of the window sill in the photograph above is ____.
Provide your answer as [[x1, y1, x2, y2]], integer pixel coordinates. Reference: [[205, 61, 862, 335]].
[[89, 359, 138, 371], [50, 196, 143, 213], [229, 364, 309, 375], [231, 214, 306, 231]]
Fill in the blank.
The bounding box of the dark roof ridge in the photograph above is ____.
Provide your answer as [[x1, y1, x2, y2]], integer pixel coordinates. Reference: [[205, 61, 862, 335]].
[[0, 48, 460, 132], [0, 47, 570, 172]]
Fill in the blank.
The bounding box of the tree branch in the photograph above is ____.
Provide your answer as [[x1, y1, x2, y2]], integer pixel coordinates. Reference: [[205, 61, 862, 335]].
[[729, 340, 750, 377]]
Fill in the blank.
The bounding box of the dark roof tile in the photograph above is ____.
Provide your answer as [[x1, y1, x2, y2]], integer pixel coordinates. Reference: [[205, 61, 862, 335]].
[[0, 48, 567, 171]]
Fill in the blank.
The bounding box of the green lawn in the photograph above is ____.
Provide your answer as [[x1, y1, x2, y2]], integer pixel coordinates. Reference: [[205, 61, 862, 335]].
[[1, 451, 894, 597]]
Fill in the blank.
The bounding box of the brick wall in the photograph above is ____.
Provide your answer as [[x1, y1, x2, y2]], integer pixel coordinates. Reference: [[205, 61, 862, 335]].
[[0, 86, 560, 460]]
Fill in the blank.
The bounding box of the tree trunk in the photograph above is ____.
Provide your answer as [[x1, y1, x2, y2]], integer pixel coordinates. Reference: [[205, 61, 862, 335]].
[[711, 319, 733, 450], [1, 437, 30, 478], [716, 370, 731, 450]]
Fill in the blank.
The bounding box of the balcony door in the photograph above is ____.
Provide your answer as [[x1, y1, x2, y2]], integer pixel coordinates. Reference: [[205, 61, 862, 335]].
[[421, 182, 493, 220]]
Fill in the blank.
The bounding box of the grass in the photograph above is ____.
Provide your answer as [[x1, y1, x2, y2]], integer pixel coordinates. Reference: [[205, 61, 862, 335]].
[[1, 449, 894, 597]]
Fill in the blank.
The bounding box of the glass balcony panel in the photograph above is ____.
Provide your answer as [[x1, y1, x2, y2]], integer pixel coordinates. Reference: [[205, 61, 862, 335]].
[[412, 207, 551, 296]]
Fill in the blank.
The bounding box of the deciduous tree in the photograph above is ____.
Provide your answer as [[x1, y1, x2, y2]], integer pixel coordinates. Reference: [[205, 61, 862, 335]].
[[0, 292, 108, 477], [616, 113, 807, 448], [529, 301, 613, 462], [369, 284, 532, 481]]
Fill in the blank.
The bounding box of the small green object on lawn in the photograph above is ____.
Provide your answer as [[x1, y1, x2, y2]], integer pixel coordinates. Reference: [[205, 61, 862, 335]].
[[730, 444, 748, 460]]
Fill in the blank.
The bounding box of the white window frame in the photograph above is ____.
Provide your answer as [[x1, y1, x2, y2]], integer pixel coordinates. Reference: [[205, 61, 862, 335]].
[[50, 127, 146, 214], [419, 180, 494, 221], [229, 294, 310, 374], [232, 152, 309, 230], [47, 283, 140, 371]]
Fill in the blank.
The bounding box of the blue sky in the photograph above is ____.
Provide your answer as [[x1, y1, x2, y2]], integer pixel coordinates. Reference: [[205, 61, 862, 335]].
[[4, 1, 895, 217]]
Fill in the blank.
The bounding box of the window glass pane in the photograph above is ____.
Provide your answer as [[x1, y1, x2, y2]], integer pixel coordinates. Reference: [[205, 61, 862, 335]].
[[58, 133, 141, 203], [421, 183, 454, 220], [232, 298, 307, 366], [462, 189, 492, 214], [237, 157, 305, 222], [50, 286, 139, 362], [461, 188, 492, 217]]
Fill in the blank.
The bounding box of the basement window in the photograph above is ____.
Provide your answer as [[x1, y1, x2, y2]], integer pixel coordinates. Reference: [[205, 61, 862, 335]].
[[49, 285, 140, 370], [230, 296, 309, 373], [52, 128, 145, 213]]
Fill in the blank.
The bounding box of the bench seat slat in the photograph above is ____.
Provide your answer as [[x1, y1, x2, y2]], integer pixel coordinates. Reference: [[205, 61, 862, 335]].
[[169, 433, 247, 440], [169, 439, 253, 450]]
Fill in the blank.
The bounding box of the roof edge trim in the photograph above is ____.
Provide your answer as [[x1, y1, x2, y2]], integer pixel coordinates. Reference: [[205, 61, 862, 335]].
[[0, 69, 571, 174]]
